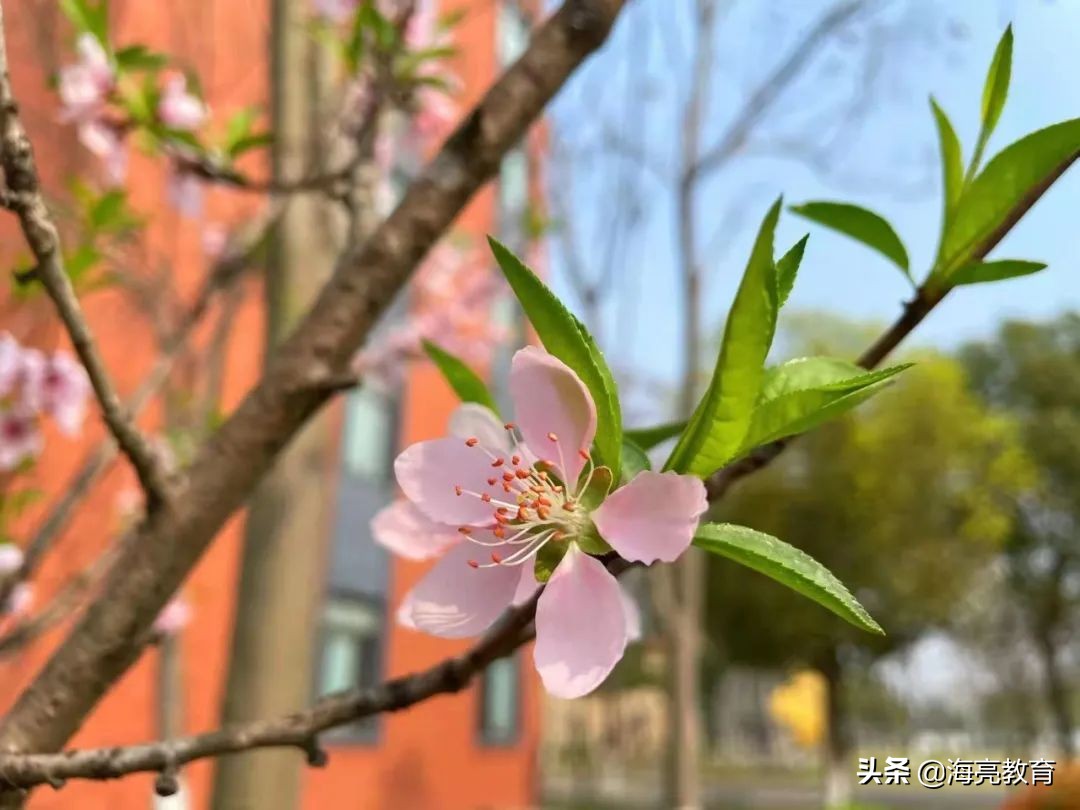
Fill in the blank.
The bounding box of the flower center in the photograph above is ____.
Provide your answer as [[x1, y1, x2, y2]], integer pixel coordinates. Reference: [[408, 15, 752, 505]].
[[454, 424, 597, 570]]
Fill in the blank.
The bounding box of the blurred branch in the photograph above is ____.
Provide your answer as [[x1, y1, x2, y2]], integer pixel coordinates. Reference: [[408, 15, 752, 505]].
[[0, 18, 171, 506]]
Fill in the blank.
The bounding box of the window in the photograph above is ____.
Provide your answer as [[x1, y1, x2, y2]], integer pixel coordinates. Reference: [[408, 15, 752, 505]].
[[317, 595, 384, 741], [479, 653, 521, 746], [342, 386, 395, 482]]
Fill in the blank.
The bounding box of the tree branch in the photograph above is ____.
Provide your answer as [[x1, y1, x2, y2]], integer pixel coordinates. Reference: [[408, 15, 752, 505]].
[[0, 10, 171, 506]]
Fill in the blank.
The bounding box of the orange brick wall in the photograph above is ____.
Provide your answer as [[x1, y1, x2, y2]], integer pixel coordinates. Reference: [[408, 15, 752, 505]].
[[0, 2, 539, 808]]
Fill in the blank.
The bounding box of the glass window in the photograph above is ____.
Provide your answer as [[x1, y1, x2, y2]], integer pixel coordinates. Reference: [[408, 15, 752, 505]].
[[479, 654, 521, 746], [317, 595, 384, 742], [497, 5, 531, 66], [342, 386, 394, 483]]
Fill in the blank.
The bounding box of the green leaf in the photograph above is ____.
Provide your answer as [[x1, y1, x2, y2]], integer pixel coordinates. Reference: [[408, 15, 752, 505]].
[[228, 133, 274, 158], [665, 200, 781, 477], [620, 438, 652, 484], [930, 97, 964, 230], [488, 237, 622, 480], [951, 259, 1047, 286], [980, 25, 1014, 147], [421, 340, 498, 413], [60, 0, 108, 45], [790, 201, 910, 279], [694, 523, 884, 635], [114, 44, 167, 71], [740, 358, 910, 452], [938, 118, 1080, 275], [624, 421, 685, 451], [776, 234, 809, 308]]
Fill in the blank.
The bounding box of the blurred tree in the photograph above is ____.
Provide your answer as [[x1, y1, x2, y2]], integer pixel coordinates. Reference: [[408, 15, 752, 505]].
[[705, 348, 1031, 806], [961, 314, 1080, 758]]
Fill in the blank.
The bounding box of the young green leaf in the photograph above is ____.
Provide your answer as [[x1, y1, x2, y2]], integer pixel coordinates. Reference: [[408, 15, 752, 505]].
[[488, 237, 622, 480], [421, 340, 498, 413], [951, 259, 1047, 286], [60, 0, 109, 46], [739, 358, 910, 452], [694, 522, 884, 635], [665, 200, 781, 477], [776, 235, 809, 308], [977, 26, 1014, 156], [114, 44, 167, 71], [930, 97, 964, 231], [789, 201, 910, 280], [620, 438, 652, 484], [624, 421, 685, 451], [938, 118, 1080, 275]]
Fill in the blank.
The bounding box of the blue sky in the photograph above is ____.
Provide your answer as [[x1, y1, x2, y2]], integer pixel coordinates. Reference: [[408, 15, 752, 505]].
[[548, 0, 1080, 406]]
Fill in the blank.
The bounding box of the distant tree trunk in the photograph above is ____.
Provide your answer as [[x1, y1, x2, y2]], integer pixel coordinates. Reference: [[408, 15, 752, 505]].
[[210, 1, 342, 807], [1034, 624, 1074, 758], [820, 648, 853, 809]]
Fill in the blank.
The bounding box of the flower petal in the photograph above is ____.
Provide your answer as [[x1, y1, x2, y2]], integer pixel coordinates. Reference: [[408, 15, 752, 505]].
[[512, 565, 540, 606], [592, 471, 707, 564], [448, 403, 511, 454], [371, 500, 460, 560], [398, 542, 519, 638], [394, 437, 503, 526], [509, 347, 596, 485], [533, 545, 627, 698]]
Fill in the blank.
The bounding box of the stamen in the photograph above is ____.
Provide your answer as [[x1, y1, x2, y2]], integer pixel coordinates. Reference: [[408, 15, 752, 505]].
[[454, 485, 463, 496], [481, 493, 492, 503], [504, 422, 516, 430], [467, 560, 480, 569], [458, 527, 471, 535], [547, 432, 559, 443], [511, 455, 521, 466], [487, 477, 497, 486], [491, 552, 502, 564], [465, 437, 479, 448], [503, 471, 515, 482], [515, 469, 530, 479], [491, 458, 505, 468]]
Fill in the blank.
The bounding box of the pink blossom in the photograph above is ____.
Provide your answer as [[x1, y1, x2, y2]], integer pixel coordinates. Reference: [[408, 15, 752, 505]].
[[77, 120, 128, 186], [0, 544, 23, 575], [25, 352, 91, 436], [4, 582, 33, 618], [57, 35, 114, 123], [153, 597, 192, 635], [312, 0, 358, 23], [167, 164, 204, 218], [0, 408, 42, 471], [0, 333, 21, 397], [201, 223, 228, 260], [381, 347, 707, 698], [157, 73, 208, 131]]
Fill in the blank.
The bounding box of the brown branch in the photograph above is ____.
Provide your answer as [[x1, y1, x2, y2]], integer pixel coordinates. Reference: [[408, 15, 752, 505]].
[[0, 0, 627, 772], [0, 593, 539, 790], [0, 13, 170, 506], [0, 211, 277, 612]]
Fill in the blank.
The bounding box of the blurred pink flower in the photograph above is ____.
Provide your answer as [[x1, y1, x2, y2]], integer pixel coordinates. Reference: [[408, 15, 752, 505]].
[[76, 119, 128, 187], [201, 223, 228, 260], [0, 408, 42, 472], [157, 73, 208, 131], [354, 243, 507, 389], [4, 582, 33, 618], [0, 544, 24, 576], [312, 0, 358, 23], [0, 333, 21, 397], [168, 164, 203, 218], [153, 597, 192, 635], [25, 353, 91, 437], [57, 35, 114, 123], [382, 349, 707, 698]]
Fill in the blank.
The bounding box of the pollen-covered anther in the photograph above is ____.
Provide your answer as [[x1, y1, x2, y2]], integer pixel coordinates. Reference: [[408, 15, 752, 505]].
[[517, 506, 531, 521], [494, 512, 510, 524], [537, 506, 551, 520], [502, 483, 513, 493], [465, 437, 479, 448], [493, 525, 506, 539], [511, 455, 521, 466], [537, 496, 552, 507], [503, 471, 515, 482], [487, 477, 497, 486], [491, 552, 502, 564], [503, 422, 516, 431], [480, 493, 492, 503], [515, 469, 530, 479], [467, 560, 480, 569], [491, 457, 505, 468], [563, 502, 576, 512], [547, 432, 559, 443], [454, 485, 463, 496], [457, 526, 471, 535]]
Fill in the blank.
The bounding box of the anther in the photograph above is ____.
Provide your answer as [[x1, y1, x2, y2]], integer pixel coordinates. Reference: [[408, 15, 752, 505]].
[[515, 469, 530, 479], [517, 506, 531, 521], [481, 493, 492, 503], [487, 477, 498, 486], [467, 560, 480, 569], [578, 449, 591, 461], [465, 437, 479, 447], [491, 457, 505, 467], [538, 496, 552, 507], [454, 485, 463, 496], [458, 526, 472, 535], [504, 422, 516, 430], [491, 552, 503, 564], [493, 525, 506, 539], [503, 484, 513, 493], [511, 455, 521, 466], [537, 506, 551, 520], [547, 432, 559, 443], [503, 471, 515, 482]]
